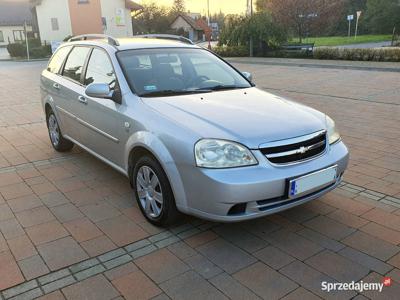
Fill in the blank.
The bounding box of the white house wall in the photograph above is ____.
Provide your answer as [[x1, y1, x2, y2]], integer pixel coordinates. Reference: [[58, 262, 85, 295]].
[[100, 0, 133, 37], [36, 0, 72, 43], [0, 25, 32, 46]]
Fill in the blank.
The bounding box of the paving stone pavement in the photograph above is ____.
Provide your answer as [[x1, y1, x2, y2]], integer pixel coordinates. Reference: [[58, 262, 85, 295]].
[[0, 59, 399, 299]]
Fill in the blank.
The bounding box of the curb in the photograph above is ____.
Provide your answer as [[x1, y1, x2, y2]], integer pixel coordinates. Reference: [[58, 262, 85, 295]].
[[226, 58, 400, 73], [0, 58, 49, 62]]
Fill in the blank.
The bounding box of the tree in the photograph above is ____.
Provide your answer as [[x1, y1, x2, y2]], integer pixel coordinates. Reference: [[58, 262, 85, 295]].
[[255, 0, 268, 11], [210, 10, 225, 28], [133, 3, 174, 34], [365, 0, 400, 34], [330, 0, 367, 36], [219, 12, 287, 54], [172, 0, 185, 15], [256, 0, 345, 42]]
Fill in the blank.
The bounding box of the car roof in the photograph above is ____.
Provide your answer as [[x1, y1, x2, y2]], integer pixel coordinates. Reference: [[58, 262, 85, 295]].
[[65, 37, 200, 52], [117, 38, 199, 50]]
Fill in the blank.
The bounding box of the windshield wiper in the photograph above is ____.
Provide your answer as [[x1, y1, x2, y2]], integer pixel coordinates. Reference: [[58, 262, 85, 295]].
[[197, 85, 248, 91], [140, 89, 211, 97]]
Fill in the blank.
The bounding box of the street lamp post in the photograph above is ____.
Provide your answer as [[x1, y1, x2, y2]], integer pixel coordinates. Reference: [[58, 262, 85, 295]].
[[207, 0, 210, 26], [354, 11, 362, 39], [24, 21, 30, 61], [249, 0, 253, 57]]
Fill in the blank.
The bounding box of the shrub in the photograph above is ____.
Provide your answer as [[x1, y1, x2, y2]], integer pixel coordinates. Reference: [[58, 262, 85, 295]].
[[219, 12, 287, 55], [7, 43, 26, 57], [27, 38, 42, 48], [266, 50, 312, 59], [313, 47, 400, 62], [30, 45, 52, 58], [7, 41, 51, 58], [212, 45, 249, 57]]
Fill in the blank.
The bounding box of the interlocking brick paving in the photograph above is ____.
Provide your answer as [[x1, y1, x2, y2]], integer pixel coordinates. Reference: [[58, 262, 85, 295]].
[[0, 59, 399, 299]]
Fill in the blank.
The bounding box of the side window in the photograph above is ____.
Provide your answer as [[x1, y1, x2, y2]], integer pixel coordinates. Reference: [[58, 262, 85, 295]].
[[62, 47, 90, 83], [84, 48, 116, 89], [47, 46, 71, 74]]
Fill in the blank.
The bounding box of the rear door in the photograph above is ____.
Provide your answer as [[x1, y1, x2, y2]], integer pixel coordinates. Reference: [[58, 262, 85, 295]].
[[56, 46, 91, 144], [41, 45, 72, 126]]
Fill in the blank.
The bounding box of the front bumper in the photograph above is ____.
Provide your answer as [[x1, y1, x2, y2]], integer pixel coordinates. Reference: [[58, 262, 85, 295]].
[[177, 141, 349, 222]]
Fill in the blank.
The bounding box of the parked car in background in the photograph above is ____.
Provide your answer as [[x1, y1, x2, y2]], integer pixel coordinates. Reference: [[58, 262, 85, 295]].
[[41, 34, 349, 226]]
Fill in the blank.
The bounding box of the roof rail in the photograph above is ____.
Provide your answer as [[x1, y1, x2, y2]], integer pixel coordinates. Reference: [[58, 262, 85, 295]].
[[134, 34, 194, 45], [68, 34, 120, 47]]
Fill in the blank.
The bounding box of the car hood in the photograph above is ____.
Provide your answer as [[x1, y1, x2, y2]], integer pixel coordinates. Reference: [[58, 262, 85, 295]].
[[142, 87, 326, 149]]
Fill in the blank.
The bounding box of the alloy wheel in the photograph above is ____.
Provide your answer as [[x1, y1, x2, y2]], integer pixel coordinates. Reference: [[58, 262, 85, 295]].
[[48, 114, 60, 147], [136, 166, 164, 218]]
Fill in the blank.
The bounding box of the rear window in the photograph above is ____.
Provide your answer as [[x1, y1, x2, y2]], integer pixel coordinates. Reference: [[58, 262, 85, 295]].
[[62, 47, 91, 83], [47, 46, 71, 74]]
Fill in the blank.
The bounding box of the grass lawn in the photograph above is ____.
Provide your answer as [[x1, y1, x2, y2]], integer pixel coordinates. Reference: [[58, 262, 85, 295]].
[[290, 34, 392, 46]]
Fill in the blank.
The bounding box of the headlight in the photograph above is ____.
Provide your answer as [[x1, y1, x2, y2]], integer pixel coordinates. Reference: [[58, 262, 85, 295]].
[[195, 139, 258, 168], [326, 115, 341, 144]]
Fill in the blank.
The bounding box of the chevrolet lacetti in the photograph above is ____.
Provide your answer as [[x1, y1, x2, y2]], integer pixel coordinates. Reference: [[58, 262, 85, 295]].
[[41, 34, 349, 226]]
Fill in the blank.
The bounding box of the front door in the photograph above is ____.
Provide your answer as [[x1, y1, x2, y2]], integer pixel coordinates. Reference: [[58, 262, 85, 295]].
[[78, 48, 127, 168]]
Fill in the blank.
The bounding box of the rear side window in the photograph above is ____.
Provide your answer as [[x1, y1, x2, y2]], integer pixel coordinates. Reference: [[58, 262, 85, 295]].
[[84, 48, 116, 89], [47, 46, 71, 74], [62, 47, 90, 83]]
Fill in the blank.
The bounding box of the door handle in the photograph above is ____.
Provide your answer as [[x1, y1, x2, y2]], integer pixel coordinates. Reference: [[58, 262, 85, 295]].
[[78, 95, 88, 104], [53, 83, 60, 90]]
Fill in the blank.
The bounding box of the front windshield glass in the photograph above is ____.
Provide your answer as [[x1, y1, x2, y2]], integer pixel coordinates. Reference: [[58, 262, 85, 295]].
[[117, 48, 252, 97]]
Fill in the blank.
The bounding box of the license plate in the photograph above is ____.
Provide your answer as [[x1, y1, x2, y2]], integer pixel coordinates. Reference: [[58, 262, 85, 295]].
[[288, 165, 337, 198]]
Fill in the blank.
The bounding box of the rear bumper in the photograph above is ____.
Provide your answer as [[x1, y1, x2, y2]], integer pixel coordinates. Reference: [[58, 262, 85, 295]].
[[176, 141, 349, 222]]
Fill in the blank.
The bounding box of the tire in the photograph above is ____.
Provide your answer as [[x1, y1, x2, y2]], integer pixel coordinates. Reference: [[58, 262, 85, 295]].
[[133, 155, 180, 226], [46, 109, 74, 152]]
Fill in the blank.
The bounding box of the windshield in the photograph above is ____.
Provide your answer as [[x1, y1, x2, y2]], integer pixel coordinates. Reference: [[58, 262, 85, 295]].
[[117, 48, 252, 97]]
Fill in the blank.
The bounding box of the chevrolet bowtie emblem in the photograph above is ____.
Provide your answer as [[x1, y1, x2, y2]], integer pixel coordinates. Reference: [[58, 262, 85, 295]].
[[298, 146, 308, 154]]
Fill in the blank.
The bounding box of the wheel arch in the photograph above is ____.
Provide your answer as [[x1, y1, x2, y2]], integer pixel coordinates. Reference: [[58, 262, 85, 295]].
[[43, 99, 61, 125], [125, 132, 188, 211]]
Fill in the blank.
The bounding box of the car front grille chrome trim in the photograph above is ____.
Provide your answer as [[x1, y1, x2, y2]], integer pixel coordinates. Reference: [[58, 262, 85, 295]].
[[265, 140, 326, 159], [259, 130, 327, 164]]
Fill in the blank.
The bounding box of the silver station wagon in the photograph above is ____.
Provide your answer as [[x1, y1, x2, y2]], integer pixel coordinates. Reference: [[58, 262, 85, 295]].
[[41, 34, 349, 226]]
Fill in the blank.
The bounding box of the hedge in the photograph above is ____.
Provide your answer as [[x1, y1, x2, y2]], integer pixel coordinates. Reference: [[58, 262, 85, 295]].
[[212, 45, 249, 57], [314, 47, 400, 62], [213, 45, 400, 62], [6, 43, 26, 58], [7, 39, 52, 59]]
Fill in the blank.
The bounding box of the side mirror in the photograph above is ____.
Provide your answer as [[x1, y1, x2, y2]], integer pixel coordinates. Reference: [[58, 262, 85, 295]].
[[85, 83, 113, 99], [242, 72, 253, 82]]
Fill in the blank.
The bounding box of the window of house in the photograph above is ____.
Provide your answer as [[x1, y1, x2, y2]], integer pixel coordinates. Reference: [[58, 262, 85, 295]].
[[51, 18, 59, 31], [62, 47, 91, 83], [78, 0, 89, 3], [0, 31, 4, 42], [84, 48, 116, 89], [13, 30, 24, 41]]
